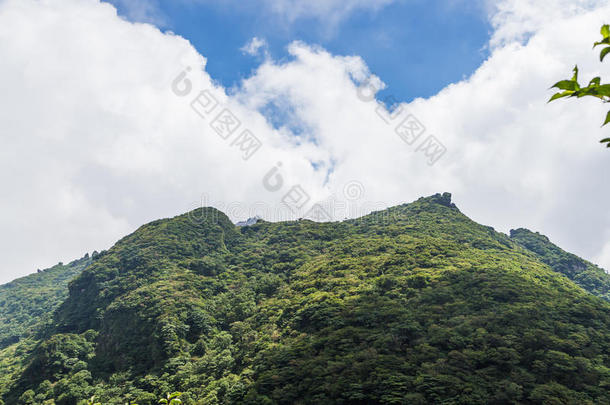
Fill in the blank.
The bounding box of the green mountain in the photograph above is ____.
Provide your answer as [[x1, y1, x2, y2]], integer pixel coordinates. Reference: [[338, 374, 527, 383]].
[[0, 256, 91, 349], [1, 193, 609, 405]]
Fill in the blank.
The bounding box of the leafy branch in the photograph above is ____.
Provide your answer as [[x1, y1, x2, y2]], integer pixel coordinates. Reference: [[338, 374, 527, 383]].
[[159, 392, 182, 405], [549, 24, 610, 147]]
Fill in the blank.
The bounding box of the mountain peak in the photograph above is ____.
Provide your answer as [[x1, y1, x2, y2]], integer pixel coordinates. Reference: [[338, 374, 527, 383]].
[[510, 227, 550, 242], [417, 192, 457, 209]]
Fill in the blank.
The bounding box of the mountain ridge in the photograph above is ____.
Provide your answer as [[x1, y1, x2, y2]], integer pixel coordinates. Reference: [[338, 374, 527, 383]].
[[1, 193, 609, 404]]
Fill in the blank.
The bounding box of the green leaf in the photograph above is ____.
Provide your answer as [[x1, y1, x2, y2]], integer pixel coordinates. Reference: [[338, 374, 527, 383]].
[[602, 24, 610, 38], [594, 84, 610, 97], [601, 46, 610, 62], [548, 91, 573, 102], [589, 77, 601, 87], [603, 110, 610, 127], [594, 38, 610, 47], [575, 87, 604, 98], [571, 65, 579, 82], [551, 80, 578, 91]]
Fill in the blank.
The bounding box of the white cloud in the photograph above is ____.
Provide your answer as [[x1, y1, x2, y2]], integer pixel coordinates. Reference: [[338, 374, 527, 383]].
[[486, 0, 607, 47], [260, 0, 397, 23], [0, 0, 609, 283], [0, 0, 323, 283], [240, 37, 269, 58]]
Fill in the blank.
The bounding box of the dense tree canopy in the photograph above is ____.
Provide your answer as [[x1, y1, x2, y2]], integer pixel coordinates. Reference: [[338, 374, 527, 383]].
[[1, 194, 609, 404], [0, 256, 90, 349]]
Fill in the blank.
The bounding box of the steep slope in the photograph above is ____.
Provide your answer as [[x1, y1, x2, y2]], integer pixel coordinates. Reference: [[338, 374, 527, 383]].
[[510, 228, 610, 301], [0, 255, 91, 349], [2, 194, 610, 405]]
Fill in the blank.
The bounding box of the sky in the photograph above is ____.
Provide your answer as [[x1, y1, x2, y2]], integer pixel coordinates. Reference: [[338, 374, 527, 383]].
[[0, 0, 609, 283], [105, 0, 491, 102]]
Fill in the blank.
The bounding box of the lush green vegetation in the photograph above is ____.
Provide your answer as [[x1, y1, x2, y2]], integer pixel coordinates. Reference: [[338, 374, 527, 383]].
[[510, 228, 610, 301], [0, 256, 91, 349], [1, 193, 609, 404]]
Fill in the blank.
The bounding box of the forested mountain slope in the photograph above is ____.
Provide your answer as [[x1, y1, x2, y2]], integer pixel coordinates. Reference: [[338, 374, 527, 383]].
[[1, 193, 609, 405], [510, 228, 610, 301], [0, 256, 91, 349]]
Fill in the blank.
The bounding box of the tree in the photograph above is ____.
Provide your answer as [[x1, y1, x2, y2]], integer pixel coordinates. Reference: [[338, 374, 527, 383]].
[[549, 24, 610, 147]]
